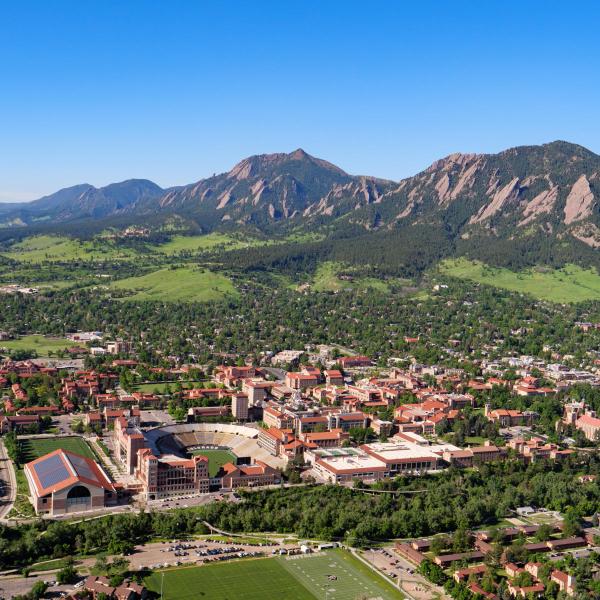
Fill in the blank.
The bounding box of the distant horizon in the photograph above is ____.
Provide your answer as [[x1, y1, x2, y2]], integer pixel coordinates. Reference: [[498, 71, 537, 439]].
[[2, 1, 600, 201], [1, 137, 597, 204]]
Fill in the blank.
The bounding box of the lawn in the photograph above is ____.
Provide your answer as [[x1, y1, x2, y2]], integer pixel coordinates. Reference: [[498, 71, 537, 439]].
[[134, 381, 208, 393], [20, 436, 96, 462], [0, 334, 73, 356], [439, 258, 600, 303], [145, 556, 315, 600], [8, 469, 36, 518], [29, 557, 76, 572], [279, 550, 403, 600], [109, 267, 238, 302], [191, 448, 237, 477], [465, 436, 486, 446]]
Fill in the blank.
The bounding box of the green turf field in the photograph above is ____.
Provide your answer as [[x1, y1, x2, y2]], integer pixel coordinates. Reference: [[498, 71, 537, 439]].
[[144, 550, 402, 600], [145, 556, 315, 600], [191, 448, 237, 477], [279, 550, 403, 599], [0, 334, 73, 356], [109, 267, 238, 302], [20, 436, 96, 462], [439, 258, 600, 303]]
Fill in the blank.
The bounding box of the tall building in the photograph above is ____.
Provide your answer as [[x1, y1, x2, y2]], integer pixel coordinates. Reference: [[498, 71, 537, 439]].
[[136, 449, 210, 500], [231, 393, 249, 421]]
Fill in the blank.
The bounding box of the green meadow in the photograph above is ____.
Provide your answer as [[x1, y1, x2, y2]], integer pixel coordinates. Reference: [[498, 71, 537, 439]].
[[2, 235, 136, 263], [109, 267, 238, 301], [308, 261, 391, 293], [154, 232, 269, 255], [440, 258, 600, 303]]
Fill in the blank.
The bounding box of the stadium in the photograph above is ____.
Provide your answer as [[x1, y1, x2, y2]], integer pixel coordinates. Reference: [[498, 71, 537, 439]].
[[144, 422, 286, 470]]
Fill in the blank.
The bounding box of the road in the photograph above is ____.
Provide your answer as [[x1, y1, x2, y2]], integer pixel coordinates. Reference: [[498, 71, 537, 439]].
[[0, 439, 16, 522], [262, 367, 286, 381]]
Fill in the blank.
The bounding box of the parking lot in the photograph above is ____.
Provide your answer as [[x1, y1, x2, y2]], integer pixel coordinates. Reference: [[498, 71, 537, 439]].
[[362, 547, 450, 600]]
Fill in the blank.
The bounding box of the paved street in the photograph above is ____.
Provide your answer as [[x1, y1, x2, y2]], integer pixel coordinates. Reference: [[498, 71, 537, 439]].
[[0, 439, 16, 521]]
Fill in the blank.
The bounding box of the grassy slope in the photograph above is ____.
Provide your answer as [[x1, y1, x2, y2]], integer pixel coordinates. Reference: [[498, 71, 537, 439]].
[[310, 262, 390, 293], [109, 267, 238, 302], [155, 233, 270, 255], [145, 557, 315, 600], [2, 235, 136, 263], [0, 334, 72, 356], [440, 258, 600, 303]]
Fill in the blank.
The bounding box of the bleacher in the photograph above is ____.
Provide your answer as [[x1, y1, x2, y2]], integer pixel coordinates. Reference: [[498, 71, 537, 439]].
[[143, 422, 286, 469]]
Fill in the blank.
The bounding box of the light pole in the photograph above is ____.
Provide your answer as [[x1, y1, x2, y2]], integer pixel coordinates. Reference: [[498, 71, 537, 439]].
[[160, 571, 165, 600]]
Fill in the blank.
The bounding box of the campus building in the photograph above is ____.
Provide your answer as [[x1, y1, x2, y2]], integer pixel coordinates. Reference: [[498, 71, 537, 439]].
[[135, 448, 210, 500], [24, 449, 116, 515], [114, 416, 147, 474]]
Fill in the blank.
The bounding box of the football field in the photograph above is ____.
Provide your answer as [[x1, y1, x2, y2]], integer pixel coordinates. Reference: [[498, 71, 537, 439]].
[[144, 550, 403, 599], [145, 556, 314, 599], [279, 550, 403, 600], [20, 436, 96, 461]]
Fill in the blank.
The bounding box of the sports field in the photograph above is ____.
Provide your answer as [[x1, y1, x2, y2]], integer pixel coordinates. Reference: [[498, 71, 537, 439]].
[[20, 436, 96, 462], [144, 550, 403, 600], [145, 556, 314, 600], [280, 550, 402, 599], [191, 448, 237, 477], [0, 334, 72, 356]]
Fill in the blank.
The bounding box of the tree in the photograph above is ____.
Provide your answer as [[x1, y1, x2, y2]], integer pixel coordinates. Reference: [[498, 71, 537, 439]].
[[57, 562, 78, 584], [535, 523, 553, 542], [430, 535, 449, 556], [29, 581, 48, 600]]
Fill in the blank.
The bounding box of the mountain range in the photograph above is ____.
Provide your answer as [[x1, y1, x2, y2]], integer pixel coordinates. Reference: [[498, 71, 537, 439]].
[[1, 141, 599, 250]]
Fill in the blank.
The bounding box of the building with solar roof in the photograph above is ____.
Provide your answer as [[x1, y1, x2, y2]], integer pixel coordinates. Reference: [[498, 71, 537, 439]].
[[24, 449, 116, 515]]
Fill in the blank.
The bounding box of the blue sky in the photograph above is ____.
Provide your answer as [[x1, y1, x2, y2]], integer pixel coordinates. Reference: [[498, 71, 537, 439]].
[[1, 0, 599, 201]]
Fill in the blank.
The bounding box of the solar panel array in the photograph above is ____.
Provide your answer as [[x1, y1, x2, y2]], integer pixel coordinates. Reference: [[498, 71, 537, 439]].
[[69, 453, 97, 481], [33, 454, 70, 490]]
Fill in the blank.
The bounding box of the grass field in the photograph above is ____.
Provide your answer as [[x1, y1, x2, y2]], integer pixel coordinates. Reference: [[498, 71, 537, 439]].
[[20, 436, 96, 462], [0, 334, 72, 356], [145, 556, 315, 600], [109, 267, 238, 302], [281, 550, 402, 599], [191, 448, 237, 477], [2, 235, 136, 263], [134, 381, 207, 393], [440, 258, 600, 303], [145, 550, 402, 600]]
